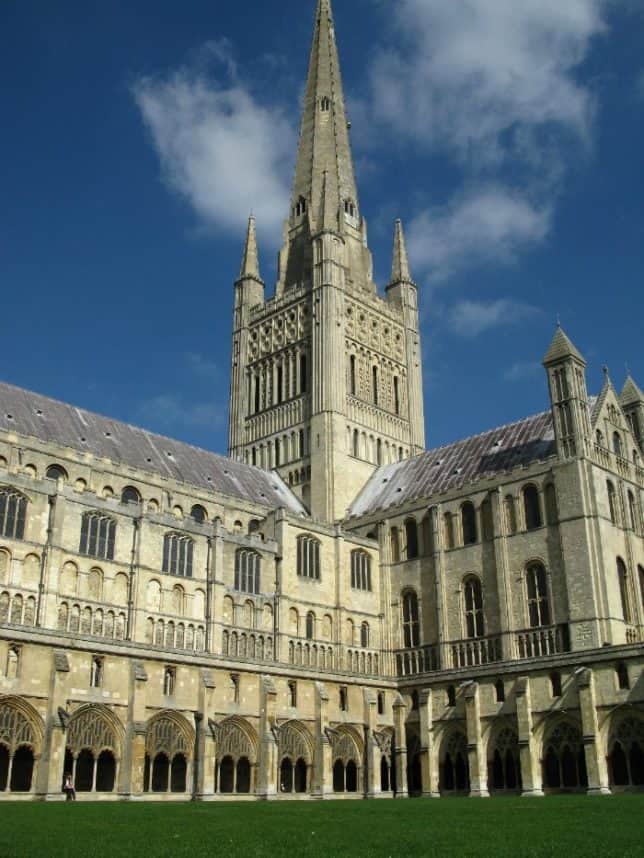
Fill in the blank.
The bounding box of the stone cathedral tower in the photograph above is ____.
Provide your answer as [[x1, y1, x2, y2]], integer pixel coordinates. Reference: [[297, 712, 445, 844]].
[[228, 0, 425, 522]]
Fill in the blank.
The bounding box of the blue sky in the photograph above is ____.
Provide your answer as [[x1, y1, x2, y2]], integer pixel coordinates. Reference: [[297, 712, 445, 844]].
[[1, 0, 643, 456]]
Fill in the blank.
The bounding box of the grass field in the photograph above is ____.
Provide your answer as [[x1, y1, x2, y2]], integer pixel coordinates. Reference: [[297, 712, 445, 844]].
[[1, 795, 642, 858]]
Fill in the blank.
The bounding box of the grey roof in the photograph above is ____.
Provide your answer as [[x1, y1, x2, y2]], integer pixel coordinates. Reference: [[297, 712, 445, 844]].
[[0, 380, 306, 515], [348, 410, 556, 518]]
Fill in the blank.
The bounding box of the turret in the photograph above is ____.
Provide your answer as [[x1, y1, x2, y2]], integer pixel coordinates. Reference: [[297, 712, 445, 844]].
[[386, 220, 425, 453], [228, 216, 265, 458], [620, 374, 644, 452], [542, 325, 591, 459]]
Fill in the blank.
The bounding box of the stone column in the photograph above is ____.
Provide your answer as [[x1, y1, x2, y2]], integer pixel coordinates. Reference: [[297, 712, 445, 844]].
[[257, 676, 278, 799], [492, 488, 516, 659], [197, 672, 216, 798], [314, 682, 333, 798], [576, 667, 611, 795], [392, 694, 408, 798], [41, 650, 71, 799], [126, 660, 149, 798], [418, 689, 439, 797], [364, 689, 379, 798], [515, 676, 544, 797], [464, 682, 488, 797]]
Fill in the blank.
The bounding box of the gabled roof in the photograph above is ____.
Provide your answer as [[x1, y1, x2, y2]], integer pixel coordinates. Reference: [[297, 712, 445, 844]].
[[621, 375, 643, 407], [542, 325, 585, 366], [347, 410, 556, 519], [0, 380, 306, 515]]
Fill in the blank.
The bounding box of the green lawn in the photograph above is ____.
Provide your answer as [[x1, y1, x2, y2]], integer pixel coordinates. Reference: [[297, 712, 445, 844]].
[[1, 795, 642, 858]]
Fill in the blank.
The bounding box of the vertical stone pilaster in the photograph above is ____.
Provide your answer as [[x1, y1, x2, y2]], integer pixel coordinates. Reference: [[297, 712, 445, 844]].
[[258, 676, 278, 799], [363, 689, 379, 797], [41, 649, 71, 799], [126, 660, 149, 798], [195, 671, 216, 798], [418, 689, 439, 797], [515, 676, 544, 797], [576, 667, 611, 795], [392, 694, 408, 798], [314, 682, 333, 797], [464, 682, 488, 797]]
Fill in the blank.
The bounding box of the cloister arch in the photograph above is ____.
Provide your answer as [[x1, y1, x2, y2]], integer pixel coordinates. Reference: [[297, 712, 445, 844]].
[[64, 704, 123, 793], [212, 716, 258, 795], [486, 723, 521, 793], [278, 720, 313, 794], [606, 710, 644, 790], [143, 711, 195, 794], [540, 718, 588, 792], [0, 696, 44, 793], [329, 726, 362, 793], [439, 728, 469, 795]]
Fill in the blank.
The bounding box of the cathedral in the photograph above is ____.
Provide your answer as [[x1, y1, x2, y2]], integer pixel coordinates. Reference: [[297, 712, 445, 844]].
[[1, 0, 642, 800]]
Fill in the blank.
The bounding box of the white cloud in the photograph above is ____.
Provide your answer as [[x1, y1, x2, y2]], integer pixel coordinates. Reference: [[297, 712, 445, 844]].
[[370, 0, 606, 162], [132, 44, 294, 243], [184, 352, 220, 380], [407, 186, 551, 281], [138, 393, 225, 429], [503, 360, 542, 382], [448, 299, 540, 338], [367, 0, 608, 280]]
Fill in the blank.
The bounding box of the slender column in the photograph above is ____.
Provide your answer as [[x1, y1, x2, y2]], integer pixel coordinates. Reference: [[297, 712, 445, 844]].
[[492, 487, 515, 658], [515, 676, 544, 797], [430, 504, 449, 668], [257, 676, 278, 798], [576, 667, 611, 794], [392, 694, 408, 798], [464, 682, 488, 797], [418, 689, 439, 797]]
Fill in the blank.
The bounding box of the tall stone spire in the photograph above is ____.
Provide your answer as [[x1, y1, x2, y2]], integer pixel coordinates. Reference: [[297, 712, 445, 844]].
[[239, 215, 262, 282], [290, 0, 358, 233], [390, 219, 413, 284]]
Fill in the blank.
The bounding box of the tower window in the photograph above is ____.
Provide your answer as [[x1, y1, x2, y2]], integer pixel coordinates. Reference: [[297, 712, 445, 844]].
[[393, 376, 400, 415], [523, 485, 542, 530], [90, 656, 103, 689], [163, 667, 176, 697], [461, 502, 477, 545], [402, 591, 420, 648], [463, 576, 484, 638], [300, 355, 308, 394], [349, 355, 356, 396], [339, 686, 348, 711], [297, 535, 321, 580], [288, 680, 297, 708], [0, 488, 27, 540], [231, 673, 240, 704], [350, 550, 372, 591], [294, 196, 307, 217], [607, 481, 618, 525], [235, 549, 261, 595], [617, 557, 631, 624], [163, 533, 194, 578], [319, 96, 331, 111], [372, 366, 379, 406], [526, 563, 550, 628], [80, 512, 116, 561], [550, 671, 562, 698]]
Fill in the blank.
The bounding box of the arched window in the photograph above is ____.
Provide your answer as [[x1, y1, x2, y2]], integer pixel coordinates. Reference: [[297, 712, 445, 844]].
[[405, 518, 418, 559], [607, 480, 619, 525], [349, 355, 356, 396], [121, 486, 141, 505], [523, 485, 542, 530], [402, 591, 420, 648], [526, 563, 550, 628], [617, 557, 632, 624], [372, 365, 379, 406], [613, 432, 623, 458], [393, 376, 400, 415], [443, 513, 455, 549], [494, 679, 505, 703], [79, 512, 116, 560], [297, 535, 320, 580], [461, 502, 477, 544], [350, 550, 372, 591], [300, 354, 308, 394], [352, 429, 359, 458], [390, 527, 400, 563], [639, 565, 644, 611], [305, 611, 315, 641], [162, 533, 194, 578], [542, 721, 587, 790], [504, 495, 517, 535], [190, 505, 207, 524], [46, 464, 68, 482], [616, 662, 630, 691], [376, 438, 383, 465], [0, 488, 27, 540], [550, 671, 563, 698], [627, 491, 638, 532], [360, 622, 370, 648], [480, 498, 493, 541], [235, 549, 261, 595], [463, 577, 484, 638], [545, 484, 558, 526]]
